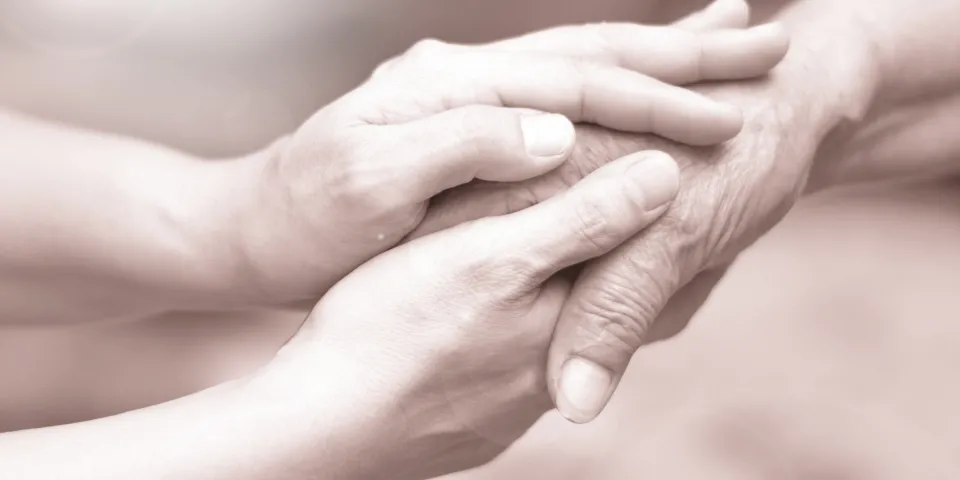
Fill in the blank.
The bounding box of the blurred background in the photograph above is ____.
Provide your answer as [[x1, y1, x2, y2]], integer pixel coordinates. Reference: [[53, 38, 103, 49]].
[[2, 1, 960, 478]]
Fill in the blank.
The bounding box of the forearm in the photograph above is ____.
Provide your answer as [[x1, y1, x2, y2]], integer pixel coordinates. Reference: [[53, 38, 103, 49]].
[[0, 349, 400, 479], [0, 109, 255, 324], [779, 0, 960, 105], [769, 0, 960, 189], [811, 90, 960, 188]]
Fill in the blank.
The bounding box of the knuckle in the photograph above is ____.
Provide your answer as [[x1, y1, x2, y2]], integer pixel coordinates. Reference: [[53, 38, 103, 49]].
[[404, 38, 450, 62], [566, 59, 594, 120], [573, 265, 674, 352], [693, 33, 706, 81], [322, 160, 366, 206], [681, 31, 706, 81], [460, 227, 540, 291], [322, 157, 396, 214], [371, 57, 399, 79]]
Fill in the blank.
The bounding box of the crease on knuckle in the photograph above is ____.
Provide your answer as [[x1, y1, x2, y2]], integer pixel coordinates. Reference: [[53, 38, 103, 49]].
[[566, 59, 592, 121], [693, 32, 706, 81], [466, 245, 541, 295], [573, 274, 666, 353], [670, 30, 705, 83]]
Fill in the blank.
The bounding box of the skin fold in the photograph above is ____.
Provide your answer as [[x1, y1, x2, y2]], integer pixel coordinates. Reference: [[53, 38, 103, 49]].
[[4, 0, 960, 478]]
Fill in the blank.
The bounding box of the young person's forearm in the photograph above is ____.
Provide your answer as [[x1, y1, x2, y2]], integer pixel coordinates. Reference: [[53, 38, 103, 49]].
[[0, 349, 399, 479], [0, 109, 257, 324]]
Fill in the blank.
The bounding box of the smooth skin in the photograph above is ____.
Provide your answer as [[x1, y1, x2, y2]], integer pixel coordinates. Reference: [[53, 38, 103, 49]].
[[0, 1, 788, 477], [0, 151, 679, 480], [0, 7, 790, 324]]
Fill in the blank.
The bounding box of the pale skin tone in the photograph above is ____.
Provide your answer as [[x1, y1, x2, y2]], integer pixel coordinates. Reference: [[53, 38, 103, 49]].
[[0, 3, 789, 477], [3, 0, 960, 478], [0, 9, 786, 324], [410, 0, 960, 423]]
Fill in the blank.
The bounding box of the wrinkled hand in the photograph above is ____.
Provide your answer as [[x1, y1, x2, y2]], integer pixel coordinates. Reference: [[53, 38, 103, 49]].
[[225, 0, 788, 304], [273, 151, 680, 480], [409, 7, 819, 424]]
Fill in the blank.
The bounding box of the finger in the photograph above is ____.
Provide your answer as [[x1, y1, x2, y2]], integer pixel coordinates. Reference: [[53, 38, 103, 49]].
[[476, 151, 679, 284], [426, 51, 744, 145], [642, 264, 730, 344], [546, 224, 687, 424], [674, 0, 750, 31], [382, 106, 575, 201], [476, 14, 787, 86], [483, 23, 788, 85], [402, 182, 518, 243]]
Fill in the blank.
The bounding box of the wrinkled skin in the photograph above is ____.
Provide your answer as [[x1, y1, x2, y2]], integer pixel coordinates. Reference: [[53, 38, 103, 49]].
[[232, 17, 787, 305], [413, 73, 819, 350], [274, 150, 678, 479]]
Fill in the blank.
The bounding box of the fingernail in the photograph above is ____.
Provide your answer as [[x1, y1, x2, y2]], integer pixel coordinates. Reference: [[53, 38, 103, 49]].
[[521, 113, 575, 158], [557, 357, 614, 424], [624, 152, 680, 211]]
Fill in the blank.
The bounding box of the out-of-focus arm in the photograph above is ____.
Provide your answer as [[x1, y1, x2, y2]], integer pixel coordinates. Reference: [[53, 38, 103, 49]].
[[775, 0, 960, 188], [0, 109, 258, 324]]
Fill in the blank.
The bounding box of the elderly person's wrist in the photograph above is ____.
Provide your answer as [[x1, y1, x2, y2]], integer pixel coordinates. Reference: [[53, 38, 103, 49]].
[[769, 2, 884, 192]]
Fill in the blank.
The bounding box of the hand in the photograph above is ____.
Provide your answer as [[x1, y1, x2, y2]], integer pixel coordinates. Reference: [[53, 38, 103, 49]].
[[408, 4, 857, 424], [223, 1, 790, 304], [271, 151, 680, 480]]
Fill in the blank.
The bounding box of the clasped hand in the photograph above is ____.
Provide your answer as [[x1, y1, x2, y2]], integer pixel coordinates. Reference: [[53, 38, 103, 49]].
[[244, 1, 798, 478]]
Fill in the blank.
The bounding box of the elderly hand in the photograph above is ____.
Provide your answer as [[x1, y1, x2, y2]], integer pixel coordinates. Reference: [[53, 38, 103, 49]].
[[408, 1, 879, 424], [221, 0, 789, 304], [268, 151, 679, 480]]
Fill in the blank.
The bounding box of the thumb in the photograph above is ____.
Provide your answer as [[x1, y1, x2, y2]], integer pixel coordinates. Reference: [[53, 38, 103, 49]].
[[383, 105, 576, 203], [546, 224, 688, 424], [474, 151, 679, 285]]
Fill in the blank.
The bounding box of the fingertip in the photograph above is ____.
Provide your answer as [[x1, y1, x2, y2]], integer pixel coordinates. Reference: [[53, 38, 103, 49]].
[[556, 356, 615, 424], [713, 103, 746, 141], [682, 100, 744, 146], [519, 112, 576, 174], [622, 150, 681, 210], [520, 113, 575, 158], [746, 22, 791, 66]]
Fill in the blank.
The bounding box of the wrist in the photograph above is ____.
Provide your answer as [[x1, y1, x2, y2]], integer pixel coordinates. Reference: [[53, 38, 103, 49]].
[[777, 8, 881, 138], [186, 135, 326, 308], [220, 135, 343, 306], [770, 2, 884, 189], [154, 152, 273, 309], [246, 342, 422, 480]]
